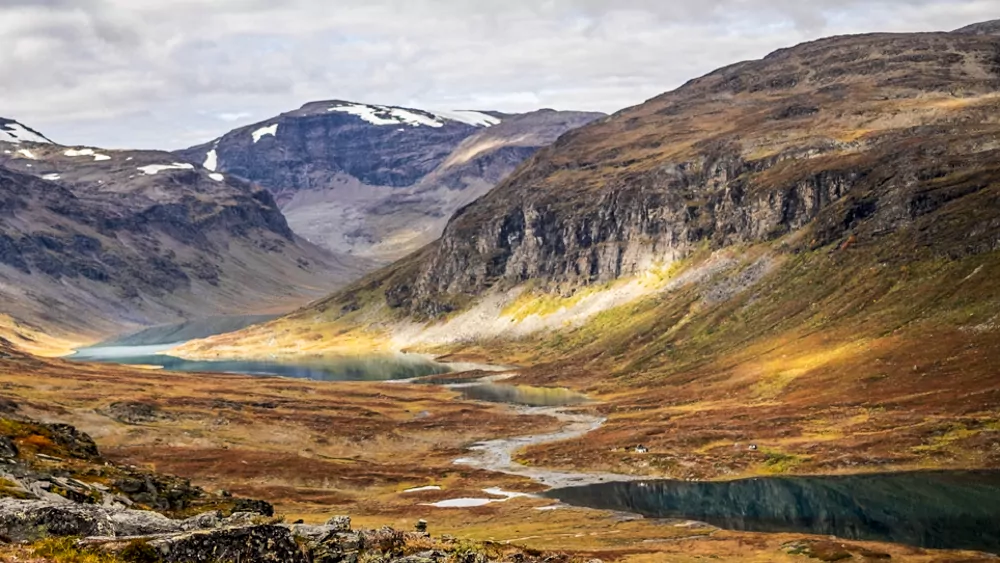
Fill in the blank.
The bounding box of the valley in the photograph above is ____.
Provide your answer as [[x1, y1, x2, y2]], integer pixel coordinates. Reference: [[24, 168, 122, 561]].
[[1, 337, 995, 562], [1, 14, 999, 563]]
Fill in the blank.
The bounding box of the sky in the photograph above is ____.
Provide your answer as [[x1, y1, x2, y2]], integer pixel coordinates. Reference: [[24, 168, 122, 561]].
[[1, 0, 997, 150]]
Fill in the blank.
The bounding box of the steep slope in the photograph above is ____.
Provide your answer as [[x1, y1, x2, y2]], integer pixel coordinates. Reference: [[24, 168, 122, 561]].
[[177, 102, 602, 262], [181, 24, 1000, 478], [0, 132, 365, 344]]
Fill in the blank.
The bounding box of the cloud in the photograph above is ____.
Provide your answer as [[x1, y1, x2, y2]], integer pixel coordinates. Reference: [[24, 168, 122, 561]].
[[1, 0, 995, 149]]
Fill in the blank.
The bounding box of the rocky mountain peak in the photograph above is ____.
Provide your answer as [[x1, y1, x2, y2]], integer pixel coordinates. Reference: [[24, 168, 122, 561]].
[[175, 100, 603, 262]]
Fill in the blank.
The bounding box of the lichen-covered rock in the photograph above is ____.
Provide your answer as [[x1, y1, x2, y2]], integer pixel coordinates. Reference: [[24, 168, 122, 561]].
[[325, 514, 352, 531], [0, 498, 179, 541], [149, 524, 308, 563], [0, 498, 235, 541], [307, 530, 363, 563], [180, 510, 222, 531], [219, 511, 258, 528]]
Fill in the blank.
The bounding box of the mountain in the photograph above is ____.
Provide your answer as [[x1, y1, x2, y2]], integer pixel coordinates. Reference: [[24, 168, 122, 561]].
[[314, 27, 1000, 318], [176, 102, 603, 262], [180, 24, 1000, 477], [0, 126, 365, 344], [954, 19, 1000, 35]]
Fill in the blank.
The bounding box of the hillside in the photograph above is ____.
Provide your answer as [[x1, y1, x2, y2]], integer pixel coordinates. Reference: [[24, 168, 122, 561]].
[[954, 18, 1000, 35], [0, 129, 366, 346], [180, 25, 1000, 478], [176, 102, 602, 262]]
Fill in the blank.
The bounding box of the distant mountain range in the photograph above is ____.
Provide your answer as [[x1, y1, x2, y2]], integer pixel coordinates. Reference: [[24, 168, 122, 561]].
[[0, 100, 601, 341], [0, 120, 366, 341], [175, 102, 604, 263]]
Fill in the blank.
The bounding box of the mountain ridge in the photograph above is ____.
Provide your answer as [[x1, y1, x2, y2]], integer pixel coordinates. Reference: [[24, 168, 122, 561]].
[[0, 125, 366, 344], [175, 101, 604, 262]]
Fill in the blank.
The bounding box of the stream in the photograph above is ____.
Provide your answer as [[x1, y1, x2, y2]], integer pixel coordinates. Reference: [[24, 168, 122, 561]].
[[446, 388, 1000, 553], [451, 404, 639, 489]]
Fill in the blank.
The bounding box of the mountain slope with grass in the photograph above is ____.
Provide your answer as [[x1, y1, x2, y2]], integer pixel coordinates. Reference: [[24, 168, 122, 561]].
[[179, 24, 1000, 478]]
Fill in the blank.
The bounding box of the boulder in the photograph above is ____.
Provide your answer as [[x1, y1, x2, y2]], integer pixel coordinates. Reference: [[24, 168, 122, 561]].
[[0, 397, 18, 413], [0, 499, 115, 541], [0, 498, 192, 541], [46, 423, 100, 460], [0, 436, 18, 458], [104, 402, 167, 425], [232, 497, 274, 517]]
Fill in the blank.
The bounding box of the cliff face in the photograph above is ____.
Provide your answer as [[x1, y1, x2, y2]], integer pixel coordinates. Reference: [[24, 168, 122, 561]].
[[177, 103, 603, 262], [373, 30, 1000, 316], [0, 138, 364, 339]]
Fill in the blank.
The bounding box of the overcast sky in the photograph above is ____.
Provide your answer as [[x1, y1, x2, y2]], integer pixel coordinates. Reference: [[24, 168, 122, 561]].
[[1, 1, 996, 150]]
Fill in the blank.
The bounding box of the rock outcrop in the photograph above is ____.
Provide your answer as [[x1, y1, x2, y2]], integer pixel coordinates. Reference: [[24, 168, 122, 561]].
[[0, 497, 562, 563], [0, 416, 272, 517]]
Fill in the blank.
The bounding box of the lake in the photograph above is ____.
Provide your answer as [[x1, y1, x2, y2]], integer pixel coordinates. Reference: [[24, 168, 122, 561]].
[[546, 470, 1000, 553], [456, 383, 589, 407], [70, 342, 454, 382], [70, 315, 455, 382]]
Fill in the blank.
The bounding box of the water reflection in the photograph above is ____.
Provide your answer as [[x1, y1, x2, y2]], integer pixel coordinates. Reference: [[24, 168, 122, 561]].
[[100, 315, 279, 346], [458, 384, 589, 406], [547, 471, 1000, 553], [69, 347, 451, 382]]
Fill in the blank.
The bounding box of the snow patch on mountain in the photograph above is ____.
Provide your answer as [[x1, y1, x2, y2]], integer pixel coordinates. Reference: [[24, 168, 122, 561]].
[[138, 163, 195, 175], [64, 148, 112, 161], [209, 173, 224, 182], [432, 110, 501, 127], [328, 104, 445, 128], [327, 103, 502, 129], [204, 148, 218, 171], [252, 124, 278, 143], [0, 121, 51, 144], [42, 173, 61, 181], [16, 149, 37, 160]]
